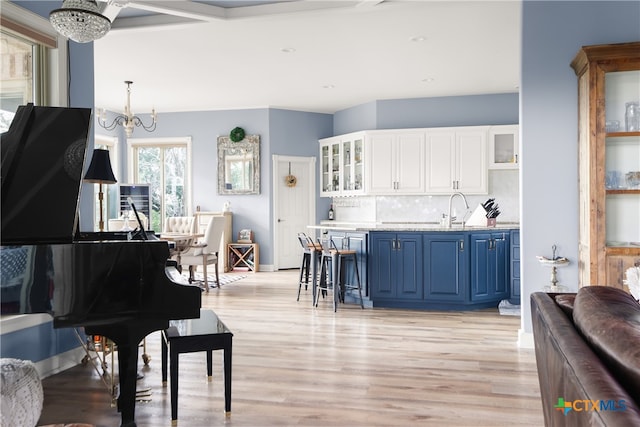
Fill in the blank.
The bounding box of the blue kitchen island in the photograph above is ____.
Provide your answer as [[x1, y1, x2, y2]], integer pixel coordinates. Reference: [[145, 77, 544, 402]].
[[308, 223, 520, 311]]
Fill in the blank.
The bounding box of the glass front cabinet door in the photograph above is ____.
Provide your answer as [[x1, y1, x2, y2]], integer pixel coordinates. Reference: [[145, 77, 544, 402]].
[[572, 42, 640, 290], [320, 132, 365, 197], [341, 134, 365, 196], [320, 137, 341, 197], [488, 125, 519, 169]]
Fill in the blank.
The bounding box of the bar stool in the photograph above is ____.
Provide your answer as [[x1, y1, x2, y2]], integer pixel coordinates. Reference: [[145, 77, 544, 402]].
[[296, 233, 312, 301], [315, 237, 364, 311]]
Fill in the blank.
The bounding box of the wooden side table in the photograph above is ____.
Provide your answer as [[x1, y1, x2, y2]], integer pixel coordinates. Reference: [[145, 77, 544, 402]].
[[227, 242, 259, 272]]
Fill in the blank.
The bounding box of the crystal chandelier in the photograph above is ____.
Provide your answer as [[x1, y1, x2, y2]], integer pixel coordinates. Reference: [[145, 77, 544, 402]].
[[49, 0, 111, 43], [98, 81, 157, 137]]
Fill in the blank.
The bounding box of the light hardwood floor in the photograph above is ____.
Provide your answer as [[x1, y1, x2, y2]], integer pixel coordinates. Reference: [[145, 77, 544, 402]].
[[38, 270, 544, 427]]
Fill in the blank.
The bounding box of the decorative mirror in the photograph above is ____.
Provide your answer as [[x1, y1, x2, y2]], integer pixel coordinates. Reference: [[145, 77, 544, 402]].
[[217, 134, 260, 195]]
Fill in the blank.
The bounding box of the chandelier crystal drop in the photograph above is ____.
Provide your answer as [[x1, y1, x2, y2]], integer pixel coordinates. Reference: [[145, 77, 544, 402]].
[[49, 0, 111, 43], [98, 81, 157, 137]]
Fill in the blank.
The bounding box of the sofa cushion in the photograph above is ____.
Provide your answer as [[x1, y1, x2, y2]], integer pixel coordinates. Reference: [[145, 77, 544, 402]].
[[573, 286, 640, 405], [554, 293, 575, 317]]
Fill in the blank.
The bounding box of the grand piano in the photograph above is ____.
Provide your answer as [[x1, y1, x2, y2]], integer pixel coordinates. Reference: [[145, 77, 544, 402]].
[[0, 104, 202, 427]]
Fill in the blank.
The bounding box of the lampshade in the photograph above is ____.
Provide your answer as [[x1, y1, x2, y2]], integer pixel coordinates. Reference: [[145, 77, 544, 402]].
[[84, 149, 117, 184], [49, 0, 111, 43]]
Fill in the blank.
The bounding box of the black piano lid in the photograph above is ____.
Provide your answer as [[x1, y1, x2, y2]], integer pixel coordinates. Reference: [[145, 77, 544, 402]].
[[1, 104, 92, 245]]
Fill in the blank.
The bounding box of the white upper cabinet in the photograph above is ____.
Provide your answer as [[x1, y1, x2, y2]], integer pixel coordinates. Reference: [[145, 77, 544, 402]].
[[488, 125, 519, 169], [320, 132, 365, 197], [320, 125, 491, 196], [425, 127, 488, 194], [366, 131, 426, 194]]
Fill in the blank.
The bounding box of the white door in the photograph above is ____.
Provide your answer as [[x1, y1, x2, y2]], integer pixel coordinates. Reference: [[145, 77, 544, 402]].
[[273, 155, 316, 270]]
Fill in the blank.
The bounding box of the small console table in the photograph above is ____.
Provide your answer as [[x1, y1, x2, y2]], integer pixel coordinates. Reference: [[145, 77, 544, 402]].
[[161, 309, 233, 424], [227, 242, 259, 272]]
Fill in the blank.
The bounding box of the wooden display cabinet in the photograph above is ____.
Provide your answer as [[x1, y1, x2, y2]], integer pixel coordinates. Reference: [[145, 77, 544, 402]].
[[571, 42, 640, 289]]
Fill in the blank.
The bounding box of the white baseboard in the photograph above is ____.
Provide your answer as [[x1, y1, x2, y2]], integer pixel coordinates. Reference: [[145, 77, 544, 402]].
[[0, 313, 52, 334], [517, 329, 534, 348], [35, 346, 85, 379]]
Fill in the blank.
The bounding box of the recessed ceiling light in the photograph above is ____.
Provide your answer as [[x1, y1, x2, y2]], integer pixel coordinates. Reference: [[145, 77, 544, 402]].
[[409, 36, 426, 42], [421, 78, 435, 83], [322, 85, 335, 89], [280, 47, 296, 53]]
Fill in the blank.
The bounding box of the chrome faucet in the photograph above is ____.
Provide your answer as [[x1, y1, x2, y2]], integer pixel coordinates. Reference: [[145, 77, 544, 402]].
[[447, 192, 469, 228]]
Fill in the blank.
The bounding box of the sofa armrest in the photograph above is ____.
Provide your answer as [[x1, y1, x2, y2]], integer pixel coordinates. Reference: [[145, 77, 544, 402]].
[[530, 292, 640, 426]]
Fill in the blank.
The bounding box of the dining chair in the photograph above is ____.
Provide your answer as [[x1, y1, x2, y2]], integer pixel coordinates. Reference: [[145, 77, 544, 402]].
[[164, 216, 196, 259], [164, 216, 196, 235], [179, 216, 226, 292]]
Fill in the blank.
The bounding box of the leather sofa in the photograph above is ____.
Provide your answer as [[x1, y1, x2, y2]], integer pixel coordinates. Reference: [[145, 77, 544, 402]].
[[530, 286, 640, 426]]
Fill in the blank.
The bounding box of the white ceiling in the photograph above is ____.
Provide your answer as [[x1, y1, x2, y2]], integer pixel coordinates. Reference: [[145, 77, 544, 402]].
[[93, 0, 521, 115]]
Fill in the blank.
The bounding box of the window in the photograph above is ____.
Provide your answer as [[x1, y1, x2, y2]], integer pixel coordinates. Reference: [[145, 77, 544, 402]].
[[128, 137, 192, 232], [0, 2, 67, 132]]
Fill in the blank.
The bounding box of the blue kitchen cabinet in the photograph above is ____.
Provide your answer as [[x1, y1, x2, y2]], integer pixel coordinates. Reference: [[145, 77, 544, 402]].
[[470, 232, 510, 302], [423, 233, 468, 302], [369, 232, 423, 301], [509, 229, 520, 305]]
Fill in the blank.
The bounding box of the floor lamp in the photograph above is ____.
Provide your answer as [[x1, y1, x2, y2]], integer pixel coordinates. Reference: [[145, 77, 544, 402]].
[[84, 149, 117, 232]]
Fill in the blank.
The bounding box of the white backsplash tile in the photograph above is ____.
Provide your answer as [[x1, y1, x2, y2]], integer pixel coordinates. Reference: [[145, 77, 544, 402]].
[[332, 170, 519, 223]]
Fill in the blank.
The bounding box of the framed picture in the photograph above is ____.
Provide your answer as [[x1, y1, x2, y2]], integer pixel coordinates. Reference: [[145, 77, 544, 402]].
[[238, 229, 253, 243]]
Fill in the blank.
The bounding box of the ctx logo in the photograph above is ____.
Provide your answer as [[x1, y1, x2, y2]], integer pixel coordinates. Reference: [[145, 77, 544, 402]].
[[554, 397, 627, 415]]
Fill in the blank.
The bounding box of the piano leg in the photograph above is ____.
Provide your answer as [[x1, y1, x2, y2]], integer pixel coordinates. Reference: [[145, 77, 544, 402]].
[[86, 320, 169, 427]]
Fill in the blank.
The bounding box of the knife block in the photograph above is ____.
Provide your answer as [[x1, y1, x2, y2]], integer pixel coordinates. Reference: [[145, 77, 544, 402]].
[[466, 204, 496, 227]]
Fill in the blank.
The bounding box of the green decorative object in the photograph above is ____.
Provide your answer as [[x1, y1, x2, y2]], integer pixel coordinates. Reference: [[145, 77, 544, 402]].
[[230, 127, 245, 142]]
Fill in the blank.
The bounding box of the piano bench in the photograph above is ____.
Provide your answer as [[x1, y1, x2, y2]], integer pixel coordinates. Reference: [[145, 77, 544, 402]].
[[160, 309, 233, 425]]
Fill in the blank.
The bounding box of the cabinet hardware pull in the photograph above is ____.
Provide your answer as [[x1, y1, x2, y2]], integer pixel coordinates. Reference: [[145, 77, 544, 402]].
[[397, 240, 401, 251], [459, 240, 464, 251]]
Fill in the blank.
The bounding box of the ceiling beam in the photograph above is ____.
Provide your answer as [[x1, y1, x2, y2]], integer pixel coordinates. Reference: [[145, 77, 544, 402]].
[[107, 0, 363, 31]]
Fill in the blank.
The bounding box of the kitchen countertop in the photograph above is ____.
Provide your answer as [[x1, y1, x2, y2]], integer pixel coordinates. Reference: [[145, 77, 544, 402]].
[[308, 221, 520, 232]]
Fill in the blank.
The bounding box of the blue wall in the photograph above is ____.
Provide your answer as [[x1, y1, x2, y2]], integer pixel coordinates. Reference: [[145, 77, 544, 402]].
[[98, 107, 332, 265], [0, 323, 79, 362], [268, 109, 334, 224], [520, 1, 640, 337], [334, 94, 519, 135]]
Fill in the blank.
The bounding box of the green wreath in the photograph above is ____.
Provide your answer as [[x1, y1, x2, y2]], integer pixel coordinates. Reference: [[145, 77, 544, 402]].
[[230, 127, 245, 142]]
